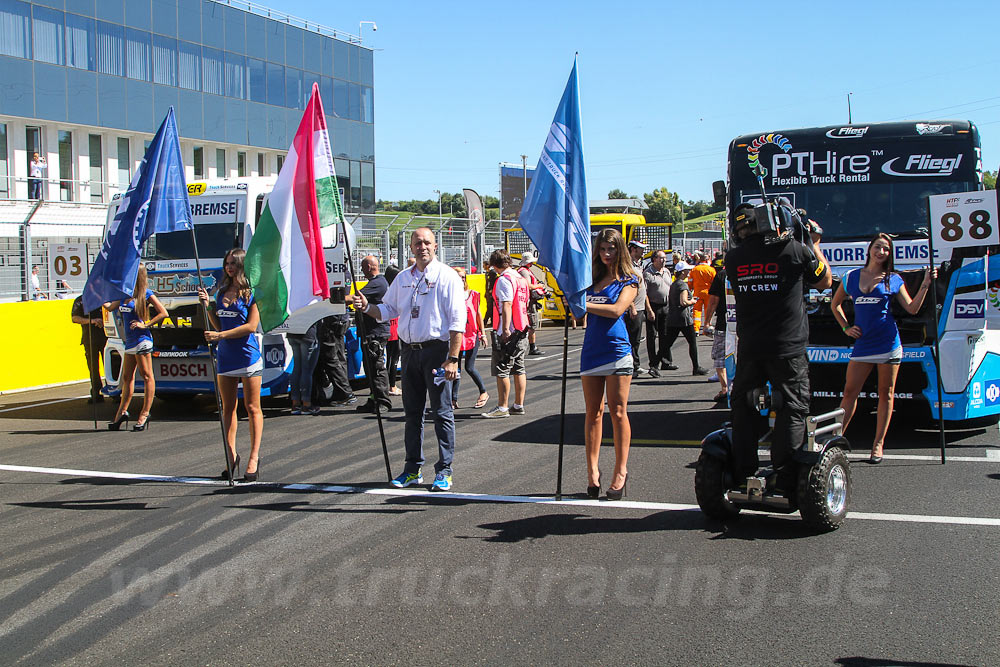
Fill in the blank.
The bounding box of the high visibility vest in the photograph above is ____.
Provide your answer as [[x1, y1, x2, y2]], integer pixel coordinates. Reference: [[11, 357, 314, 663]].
[[492, 268, 529, 332]]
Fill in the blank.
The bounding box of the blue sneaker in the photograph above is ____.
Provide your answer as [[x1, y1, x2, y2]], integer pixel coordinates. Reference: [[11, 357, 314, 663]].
[[431, 471, 453, 492], [391, 470, 423, 488]]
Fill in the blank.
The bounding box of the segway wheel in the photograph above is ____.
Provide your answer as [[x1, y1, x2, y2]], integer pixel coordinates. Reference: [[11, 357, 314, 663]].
[[694, 452, 740, 519], [797, 447, 851, 531]]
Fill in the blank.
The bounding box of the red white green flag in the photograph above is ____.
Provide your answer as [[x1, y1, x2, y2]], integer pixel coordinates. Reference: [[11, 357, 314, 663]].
[[245, 83, 344, 331]]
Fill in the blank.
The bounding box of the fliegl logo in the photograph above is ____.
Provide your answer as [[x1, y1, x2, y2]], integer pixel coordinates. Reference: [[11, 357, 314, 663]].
[[825, 126, 869, 139], [746, 133, 792, 177]]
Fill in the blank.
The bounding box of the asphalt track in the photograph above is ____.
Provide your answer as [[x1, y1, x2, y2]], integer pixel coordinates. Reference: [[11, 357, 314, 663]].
[[1, 328, 998, 666]]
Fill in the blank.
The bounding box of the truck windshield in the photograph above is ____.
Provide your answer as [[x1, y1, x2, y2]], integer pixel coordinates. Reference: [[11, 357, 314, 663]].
[[730, 179, 978, 241], [143, 223, 241, 261]]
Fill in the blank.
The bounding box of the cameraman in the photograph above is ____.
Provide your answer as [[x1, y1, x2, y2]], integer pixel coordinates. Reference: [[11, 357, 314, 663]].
[[724, 202, 831, 488]]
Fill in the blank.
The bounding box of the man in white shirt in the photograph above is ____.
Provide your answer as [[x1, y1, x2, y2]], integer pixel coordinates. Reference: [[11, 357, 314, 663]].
[[353, 227, 466, 491], [29, 153, 46, 200]]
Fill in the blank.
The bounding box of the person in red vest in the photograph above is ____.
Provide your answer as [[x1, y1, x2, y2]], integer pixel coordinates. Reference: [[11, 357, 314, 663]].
[[517, 251, 547, 356], [482, 249, 530, 418]]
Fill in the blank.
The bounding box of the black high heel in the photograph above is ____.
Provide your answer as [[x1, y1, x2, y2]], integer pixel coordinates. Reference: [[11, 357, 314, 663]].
[[221, 455, 240, 480], [606, 473, 628, 501], [587, 472, 602, 499], [107, 411, 129, 431], [243, 457, 261, 483], [132, 416, 151, 431]]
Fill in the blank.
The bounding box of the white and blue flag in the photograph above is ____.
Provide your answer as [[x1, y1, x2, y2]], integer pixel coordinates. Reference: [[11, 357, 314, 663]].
[[83, 107, 192, 312], [518, 58, 591, 318]]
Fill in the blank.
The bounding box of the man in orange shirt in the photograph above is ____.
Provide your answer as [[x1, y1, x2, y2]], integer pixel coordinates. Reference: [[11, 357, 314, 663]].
[[689, 251, 716, 335]]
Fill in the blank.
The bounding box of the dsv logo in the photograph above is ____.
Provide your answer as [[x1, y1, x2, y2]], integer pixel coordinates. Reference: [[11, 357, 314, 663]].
[[954, 299, 985, 318], [736, 262, 779, 277]]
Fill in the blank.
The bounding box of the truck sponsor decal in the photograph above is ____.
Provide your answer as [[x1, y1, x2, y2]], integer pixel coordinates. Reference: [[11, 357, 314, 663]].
[[954, 299, 985, 318]]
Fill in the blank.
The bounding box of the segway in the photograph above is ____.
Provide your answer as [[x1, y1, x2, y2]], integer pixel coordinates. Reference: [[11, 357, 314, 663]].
[[694, 388, 852, 531]]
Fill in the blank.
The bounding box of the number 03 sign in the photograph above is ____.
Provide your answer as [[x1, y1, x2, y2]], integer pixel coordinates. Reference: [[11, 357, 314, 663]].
[[48, 243, 88, 290], [927, 190, 1000, 255]]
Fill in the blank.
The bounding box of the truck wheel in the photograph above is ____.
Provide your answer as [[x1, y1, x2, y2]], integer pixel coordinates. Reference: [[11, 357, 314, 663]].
[[694, 452, 740, 519], [797, 447, 850, 531]]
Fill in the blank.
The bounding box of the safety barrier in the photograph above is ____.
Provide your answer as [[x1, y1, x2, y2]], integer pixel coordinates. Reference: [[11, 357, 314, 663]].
[[0, 299, 90, 393]]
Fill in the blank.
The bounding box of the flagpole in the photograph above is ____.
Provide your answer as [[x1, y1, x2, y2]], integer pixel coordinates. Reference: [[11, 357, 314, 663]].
[[84, 242, 98, 431], [555, 296, 571, 500], [190, 231, 237, 486], [341, 215, 393, 482]]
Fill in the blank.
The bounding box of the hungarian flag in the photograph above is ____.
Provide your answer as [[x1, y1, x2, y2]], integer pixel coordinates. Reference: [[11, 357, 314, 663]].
[[245, 83, 342, 331]]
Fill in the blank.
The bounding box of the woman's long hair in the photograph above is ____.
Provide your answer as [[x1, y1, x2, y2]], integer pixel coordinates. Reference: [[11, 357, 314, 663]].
[[219, 248, 252, 301], [865, 233, 895, 287], [132, 265, 149, 321], [591, 228, 637, 286]]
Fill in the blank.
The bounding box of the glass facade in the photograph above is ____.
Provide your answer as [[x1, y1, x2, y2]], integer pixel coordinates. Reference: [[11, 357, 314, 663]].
[[0, 0, 375, 211]]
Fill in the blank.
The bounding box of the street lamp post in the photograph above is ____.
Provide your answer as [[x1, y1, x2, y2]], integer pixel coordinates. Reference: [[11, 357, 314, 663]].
[[433, 189, 442, 225], [359, 21, 377, 43]]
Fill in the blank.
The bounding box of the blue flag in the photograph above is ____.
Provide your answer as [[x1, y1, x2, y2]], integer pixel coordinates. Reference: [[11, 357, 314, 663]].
[[83, 107, 192, 312], [518, 59, 591, 318]]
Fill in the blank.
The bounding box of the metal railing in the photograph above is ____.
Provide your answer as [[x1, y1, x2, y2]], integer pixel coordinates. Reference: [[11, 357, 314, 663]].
[[210, 0, 364, 44]]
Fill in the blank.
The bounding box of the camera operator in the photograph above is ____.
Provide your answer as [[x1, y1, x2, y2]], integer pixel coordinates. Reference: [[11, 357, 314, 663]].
[[724, 201, 831, 489]]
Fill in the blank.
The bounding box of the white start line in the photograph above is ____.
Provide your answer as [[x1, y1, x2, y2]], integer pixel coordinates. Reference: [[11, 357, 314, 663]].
[[1, 463, 999, 527]]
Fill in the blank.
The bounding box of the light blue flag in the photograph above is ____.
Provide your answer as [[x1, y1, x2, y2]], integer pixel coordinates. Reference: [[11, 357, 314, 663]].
[[83, 107, 192, 312], [518, 59, 591, 318]]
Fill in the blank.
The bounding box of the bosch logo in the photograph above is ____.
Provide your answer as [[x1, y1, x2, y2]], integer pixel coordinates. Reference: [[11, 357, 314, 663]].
[[736, 262, 779, 277], [265, 348, 285, 366], [954, 299, 985, 318]]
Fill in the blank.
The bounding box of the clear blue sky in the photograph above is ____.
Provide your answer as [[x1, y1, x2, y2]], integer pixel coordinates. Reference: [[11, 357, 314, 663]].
[[284, 0, 1000, 205]]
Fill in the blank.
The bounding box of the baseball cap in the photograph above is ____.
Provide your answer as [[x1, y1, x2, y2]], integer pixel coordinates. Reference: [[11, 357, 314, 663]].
[[519, 251, 537, 266], [628, 240, 648, 250], [674, 261, 693, 272]]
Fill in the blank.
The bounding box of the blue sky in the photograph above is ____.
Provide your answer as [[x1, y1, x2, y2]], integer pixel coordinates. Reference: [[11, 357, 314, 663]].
[[283, 0, 1000, 204]]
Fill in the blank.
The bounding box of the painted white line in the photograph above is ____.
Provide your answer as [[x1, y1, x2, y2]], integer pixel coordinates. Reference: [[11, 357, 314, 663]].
[[2, 463, 999, 527], [846, 453, 996, 463], [986, 449, 1000, 461], [0, 395, 90, 414]]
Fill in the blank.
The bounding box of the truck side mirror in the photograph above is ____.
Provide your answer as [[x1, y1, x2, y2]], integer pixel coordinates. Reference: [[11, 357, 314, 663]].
[[712, 181, 727, 209]]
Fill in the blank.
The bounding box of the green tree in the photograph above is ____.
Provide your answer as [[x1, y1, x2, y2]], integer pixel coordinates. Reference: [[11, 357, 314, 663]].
[[984, 170, 997, 190], [643, 187, 682, 223], [607, 188, 630, 200]]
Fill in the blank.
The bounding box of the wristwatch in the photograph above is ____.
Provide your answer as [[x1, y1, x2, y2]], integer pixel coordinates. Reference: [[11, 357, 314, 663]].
[[447, 356, 460, 364]]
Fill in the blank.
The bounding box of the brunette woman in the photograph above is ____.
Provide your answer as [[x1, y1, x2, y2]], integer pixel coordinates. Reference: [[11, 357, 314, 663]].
[[831, 233, 936, 463], [198, 248, 264, 481], [451, 267, 489, 409], [105, 265, 167, 431], [580, 228, 639, 500]]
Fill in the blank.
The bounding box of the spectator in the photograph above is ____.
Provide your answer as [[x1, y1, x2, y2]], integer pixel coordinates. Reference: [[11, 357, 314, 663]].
[[663, 262, 708, 376], [316, 292, 357, 407], [352, 255, 392, 413], [580, 228, 639, 500], [517, 251, 547, 356], [452, 267, 490, 409], [625, 240, 654, 377], [705, 261, 730, 402], [482, 249, 530, 418], [28, 152, 46, 200], [71, 294, 108, 403], [352, 227, 466, 491], [643, 250, 676, 376], [484, 264, 498, 330], [198, 248, 263, 480], [287, 321, 321, 415], [384, 264, 402, 396], [831, 233, 936, 463], [107, 265, 167, 431], [30, 265, 45, 300], [690, 251, 717, 335]]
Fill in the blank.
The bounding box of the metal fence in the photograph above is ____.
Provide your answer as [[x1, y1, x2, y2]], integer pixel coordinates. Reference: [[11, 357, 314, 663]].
[[0, 200, 107, 302]]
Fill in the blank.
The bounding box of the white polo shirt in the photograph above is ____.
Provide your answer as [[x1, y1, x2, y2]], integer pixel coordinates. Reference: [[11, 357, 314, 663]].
[[370, 259, 466, 344]]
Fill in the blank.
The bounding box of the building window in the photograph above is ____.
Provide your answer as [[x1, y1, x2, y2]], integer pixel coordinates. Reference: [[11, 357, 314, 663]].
[[349, 160, 360, 210], [95, 21, 124, 76], [0, 1, 31, 60], [257, 152, 265, 176], [178, 40, 200, 91], [224, 52, 246, 100], [125, 28, 151, 81], [32, 6, 65, 65], [116, 137, 130, 190], [88, 134, 103, 203], [202, 46, 224, 96], [276, 154, 284, 172], [58, 130, 73, 202], [25, 126, 42, 199], [66, 14, 96, 71], [151, 34, 176, 86], [237, 151, 246, 177], [0, 123, 8, 198], [265, 62, 285, 107], [193, 146, 203, 179], [216, 148, 226, 177]]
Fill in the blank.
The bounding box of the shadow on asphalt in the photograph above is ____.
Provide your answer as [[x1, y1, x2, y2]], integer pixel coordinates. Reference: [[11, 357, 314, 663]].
[[835, 658, 974, 667], [492, 411, 726, 446], [223, 501, 421, 515], [0, 396, 290, 423], [9, 499, 157, 511]]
